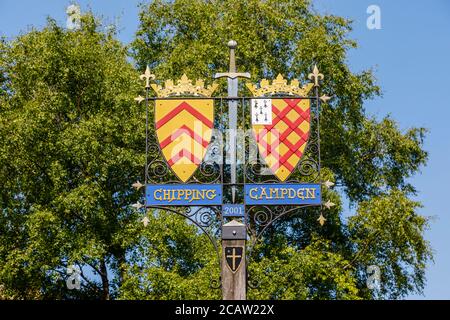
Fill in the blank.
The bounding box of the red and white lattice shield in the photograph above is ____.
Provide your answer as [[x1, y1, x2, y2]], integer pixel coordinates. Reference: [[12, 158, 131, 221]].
[[252, 98, 311, 181]]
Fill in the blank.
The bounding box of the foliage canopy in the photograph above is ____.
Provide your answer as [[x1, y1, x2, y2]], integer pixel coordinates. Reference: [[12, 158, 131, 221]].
[[0, 0, 431, 299]]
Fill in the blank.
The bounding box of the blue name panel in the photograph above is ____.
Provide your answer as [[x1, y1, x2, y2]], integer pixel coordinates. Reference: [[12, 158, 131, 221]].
[[146, 184, 222, 206], [245, 183, 321, 205]]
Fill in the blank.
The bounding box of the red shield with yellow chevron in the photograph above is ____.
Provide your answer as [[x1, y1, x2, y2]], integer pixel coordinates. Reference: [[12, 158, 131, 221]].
[[252, 98, 310, 181], [155, 99, 214, 182]]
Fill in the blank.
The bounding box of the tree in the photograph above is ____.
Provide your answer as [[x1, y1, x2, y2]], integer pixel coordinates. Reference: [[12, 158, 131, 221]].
[[130, 0, 431, 300], [0, 0, 431, 300], [0, 15, 145, 299]]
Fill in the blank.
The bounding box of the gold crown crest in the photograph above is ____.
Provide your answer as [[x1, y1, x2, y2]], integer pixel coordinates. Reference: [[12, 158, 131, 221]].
[[151, 74, 218, 97], [246, 74, 314, 97]]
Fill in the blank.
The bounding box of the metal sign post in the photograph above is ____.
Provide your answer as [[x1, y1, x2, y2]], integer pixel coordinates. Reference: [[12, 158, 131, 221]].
[[133, 40, 332, 301]]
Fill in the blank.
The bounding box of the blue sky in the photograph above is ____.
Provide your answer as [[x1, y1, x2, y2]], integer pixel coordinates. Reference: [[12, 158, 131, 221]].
[[1, 0, 449, 299]]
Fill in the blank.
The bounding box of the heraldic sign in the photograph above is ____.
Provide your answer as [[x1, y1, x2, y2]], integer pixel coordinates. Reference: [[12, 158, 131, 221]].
[[225, 247, 244, 273], [132, 40, 334, 292]]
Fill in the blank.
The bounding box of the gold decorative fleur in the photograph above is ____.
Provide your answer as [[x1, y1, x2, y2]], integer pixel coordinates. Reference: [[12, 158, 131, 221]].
[[131, 202, 144, 210], [318, 214, 326, 226], [132, 181, 144, 190], [322, 180, 335, 188], [134, 96, 145, 104], [139, 65, 155, 89], [323, 200, 336, 209], [308, 65, 324, 87], [142, 216, 150, 227], [320, 95, 331, 103]]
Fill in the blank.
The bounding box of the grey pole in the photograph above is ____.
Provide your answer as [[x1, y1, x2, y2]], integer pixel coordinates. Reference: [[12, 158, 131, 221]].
[[214, 40, 250, 203]]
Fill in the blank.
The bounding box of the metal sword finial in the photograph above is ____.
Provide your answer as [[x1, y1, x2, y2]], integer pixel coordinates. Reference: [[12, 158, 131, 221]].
[[214, 40, 250, 82]]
